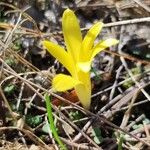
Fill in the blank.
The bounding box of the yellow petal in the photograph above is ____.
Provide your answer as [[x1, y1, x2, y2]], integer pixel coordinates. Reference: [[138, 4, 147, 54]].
[[75, 84, 91, 109], [81, 22, 103, 59], [52, 74, 82, 92], [76, 70, 91, 109], [62, 9, 82, 62], [77, 61, 91, 72], [42, 40, 75, 75], [91, 39, 119, 60]]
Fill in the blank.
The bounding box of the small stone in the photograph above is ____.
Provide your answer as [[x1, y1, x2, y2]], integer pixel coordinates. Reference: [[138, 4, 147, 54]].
[[22, 38, 34, 48], [44, 10, 56, 23]]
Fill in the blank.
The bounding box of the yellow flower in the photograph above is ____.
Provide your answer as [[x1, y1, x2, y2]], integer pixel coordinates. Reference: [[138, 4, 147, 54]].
[[42, 9, 119, 109]]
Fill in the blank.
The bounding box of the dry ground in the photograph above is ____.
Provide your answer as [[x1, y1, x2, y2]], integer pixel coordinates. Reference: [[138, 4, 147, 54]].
[[0, 0, 150, 149]]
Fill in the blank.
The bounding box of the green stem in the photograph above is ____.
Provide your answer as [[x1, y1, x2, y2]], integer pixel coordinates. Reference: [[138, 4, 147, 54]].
[[118, 134, 124, 150], [44, 93, 67, 150]]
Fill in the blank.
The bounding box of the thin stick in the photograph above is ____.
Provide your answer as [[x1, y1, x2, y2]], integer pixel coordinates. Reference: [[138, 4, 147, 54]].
[[0, 126, 52, 150], [104, 17, 150, 27], [133, 0, 150, 13]]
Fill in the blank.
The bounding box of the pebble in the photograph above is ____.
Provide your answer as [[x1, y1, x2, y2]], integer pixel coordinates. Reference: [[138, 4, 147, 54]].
[[22, 38, 34, 48], [44, 10, 56, 24]]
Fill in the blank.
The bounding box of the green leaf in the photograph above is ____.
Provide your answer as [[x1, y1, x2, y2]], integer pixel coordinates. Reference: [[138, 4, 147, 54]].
[[118, 134, 124, 150], [25, 115, 42, 127], [4, 84, 16, 95], [69, 110, 83, 121], [42, 122, 50, 134], [143, 118, 150, 124], [13, 40, 21, 51], [42, 122, 59, 134], [90, 67, 101, 81], [92, 127, 103, 144], [44, 93, 67, 150]]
